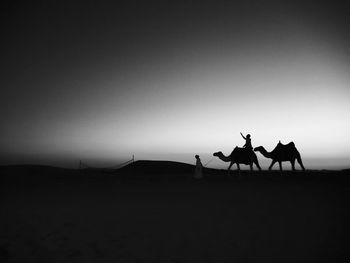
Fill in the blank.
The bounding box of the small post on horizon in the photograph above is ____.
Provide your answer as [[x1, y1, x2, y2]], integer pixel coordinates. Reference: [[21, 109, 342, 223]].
[[132, 155, 134, 163], [79, 160, 82, 169]]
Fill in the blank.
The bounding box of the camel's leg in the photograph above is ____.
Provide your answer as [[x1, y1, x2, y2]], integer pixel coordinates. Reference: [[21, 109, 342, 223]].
[[269, 160, 276, 170], [249, 154, 254, 172], [291, 159, 296, 171], [278, 161, 282, 172], [236, 163, 241, 176], [254, 159, 262, 171], [227, 162, 234, 175], [296, 151, 306, 171]]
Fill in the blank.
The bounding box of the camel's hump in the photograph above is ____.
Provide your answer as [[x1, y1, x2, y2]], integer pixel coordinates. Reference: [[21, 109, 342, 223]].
[[278, 141, 295, 147]]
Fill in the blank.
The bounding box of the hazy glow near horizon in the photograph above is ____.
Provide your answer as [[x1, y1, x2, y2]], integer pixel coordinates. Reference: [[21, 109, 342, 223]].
[[3, 1, 350, 169]]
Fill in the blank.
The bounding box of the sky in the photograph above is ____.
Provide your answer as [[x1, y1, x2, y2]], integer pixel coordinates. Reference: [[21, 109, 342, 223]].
[[2, 0, 350, 169]]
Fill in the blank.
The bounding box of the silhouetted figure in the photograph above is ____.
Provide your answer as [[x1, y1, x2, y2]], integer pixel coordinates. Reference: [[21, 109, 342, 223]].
[[254, 141, 306, 172], [194, 155, 203, 179], [213, 147, 261, 174], [240, 132, 252, 150]]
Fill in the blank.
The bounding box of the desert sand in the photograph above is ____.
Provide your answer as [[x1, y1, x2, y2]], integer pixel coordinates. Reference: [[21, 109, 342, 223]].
[[1, 162, 350, 262]]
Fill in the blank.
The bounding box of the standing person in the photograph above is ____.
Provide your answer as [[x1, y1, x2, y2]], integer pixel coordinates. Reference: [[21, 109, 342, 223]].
[[194, 155, 203, 179], [240, 132, 253, 150]]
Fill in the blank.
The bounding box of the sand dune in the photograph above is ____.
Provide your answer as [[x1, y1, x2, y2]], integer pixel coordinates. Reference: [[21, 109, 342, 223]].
[[1, 162, 350, 262]]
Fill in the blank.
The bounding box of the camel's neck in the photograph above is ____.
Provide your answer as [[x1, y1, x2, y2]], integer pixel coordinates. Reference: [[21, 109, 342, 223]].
[[216, 152, 231, 162], [257, 147, 273, 159]]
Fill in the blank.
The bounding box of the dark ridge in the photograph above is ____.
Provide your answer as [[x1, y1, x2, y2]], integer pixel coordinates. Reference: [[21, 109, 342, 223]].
[[0, 165, 78, 179], [116, 160, 228, 176], [0, 164, 109, 186], [1, 162, 350, 185], [117, 160, 195, 175], [114, 160, 229, 182]]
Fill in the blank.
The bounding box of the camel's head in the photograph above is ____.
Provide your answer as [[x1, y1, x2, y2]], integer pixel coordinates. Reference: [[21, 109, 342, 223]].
[[253, 146, 262, 152], [213, 151, 222, 157]]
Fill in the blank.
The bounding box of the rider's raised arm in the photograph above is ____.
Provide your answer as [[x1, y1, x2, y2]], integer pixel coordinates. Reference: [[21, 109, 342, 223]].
[[240, 132, 246, 140]]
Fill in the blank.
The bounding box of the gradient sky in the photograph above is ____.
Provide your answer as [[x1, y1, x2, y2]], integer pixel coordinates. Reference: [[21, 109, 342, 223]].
[[3, 0, 350, 169]]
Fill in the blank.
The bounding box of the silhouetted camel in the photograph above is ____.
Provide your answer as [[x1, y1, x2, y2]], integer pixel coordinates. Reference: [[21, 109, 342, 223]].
[[213, 147, 261, 174], [254, 141, 305, 171]]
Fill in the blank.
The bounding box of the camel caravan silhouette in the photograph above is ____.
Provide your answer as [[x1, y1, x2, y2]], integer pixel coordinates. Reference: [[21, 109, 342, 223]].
[[213, 133, 305, 173]]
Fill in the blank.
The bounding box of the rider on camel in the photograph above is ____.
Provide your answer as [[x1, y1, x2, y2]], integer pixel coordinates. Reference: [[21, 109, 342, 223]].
[[240, 132, 253, 151]]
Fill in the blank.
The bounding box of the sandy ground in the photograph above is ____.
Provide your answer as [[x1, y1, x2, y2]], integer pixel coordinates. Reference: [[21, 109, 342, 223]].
[[1, 170, 350, 263]]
